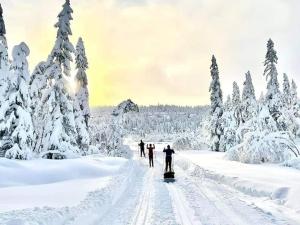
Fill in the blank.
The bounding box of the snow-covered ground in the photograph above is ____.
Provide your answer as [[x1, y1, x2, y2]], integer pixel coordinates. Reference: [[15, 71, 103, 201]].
[[177, 150, 300, 222], [0, 156, 127, 212], [0, 142, 299, 225]]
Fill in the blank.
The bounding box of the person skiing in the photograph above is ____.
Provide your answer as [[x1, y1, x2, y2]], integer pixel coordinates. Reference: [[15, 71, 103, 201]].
[[138, 140, 146, 157], [163, 145, 175, 172], [147, 144, 155, 167]]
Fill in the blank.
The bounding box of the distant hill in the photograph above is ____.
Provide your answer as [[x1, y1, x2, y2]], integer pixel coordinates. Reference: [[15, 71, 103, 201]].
[[112, 99, 139, 116]]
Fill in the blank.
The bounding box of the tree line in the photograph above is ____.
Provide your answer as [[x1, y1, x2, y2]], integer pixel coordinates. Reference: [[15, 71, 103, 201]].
[[0, 1, 90, 160], [209, 39, 300, 163]]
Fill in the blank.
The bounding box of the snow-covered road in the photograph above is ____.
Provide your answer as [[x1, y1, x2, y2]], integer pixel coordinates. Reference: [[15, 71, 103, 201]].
[[0, 143, 298, 225]]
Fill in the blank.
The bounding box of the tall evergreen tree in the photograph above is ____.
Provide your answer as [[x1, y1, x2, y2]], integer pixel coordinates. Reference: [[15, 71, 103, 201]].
[[33, 0, 79, 158], [30, 62, 48, 111], [291, 80, 298, 106], [0, 43, 34, 159], [0, 4, 6, 46], [209, 55, 224, 151], [264, 39, 279, 97], [48, 0, 74, 77], [282, 73, 291, 107], [0, 3, 8, 106], [224, 95, 232, 111], [74, 38, 90, 153], [241, 71, 257, 123], [75, 37, 90, 128], [263, 39, 281, 116], [232, 81, 242, 125], [39, 63, 79, 157], [232, 82, 241, 106], [242, 71, 256, 101]]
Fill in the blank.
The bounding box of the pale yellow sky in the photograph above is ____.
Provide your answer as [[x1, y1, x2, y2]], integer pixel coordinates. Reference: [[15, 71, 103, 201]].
[[3, 0, 300, 106]]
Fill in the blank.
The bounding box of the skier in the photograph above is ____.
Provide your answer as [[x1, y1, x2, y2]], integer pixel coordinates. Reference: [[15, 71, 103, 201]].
[[138, 140, 146, 157], [147, 144, 155, 167], [163, 145, 175, 172]]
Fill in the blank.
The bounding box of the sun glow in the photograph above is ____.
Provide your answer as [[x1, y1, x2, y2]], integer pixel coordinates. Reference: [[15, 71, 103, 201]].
[[3, 0, 300, 106]]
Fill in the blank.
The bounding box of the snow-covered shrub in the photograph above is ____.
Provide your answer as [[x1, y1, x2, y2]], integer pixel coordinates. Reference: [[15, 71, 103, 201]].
[[283, 158, 300, 170], [227, 107, 299, 163], [227, 131, 298, 164], [173, 137, 192, 150]]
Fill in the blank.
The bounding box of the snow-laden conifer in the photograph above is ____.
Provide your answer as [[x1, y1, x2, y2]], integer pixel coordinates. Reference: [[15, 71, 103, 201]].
[[232, 82, 241, 106], [0, 43, 34, 159], [0, 4, 6, 46], [48, 0, 74, 77], [209, 55, 224, 151], [282, 73, 291, 107], [38, 63, 79, 158], [75, 37, 90, 128], [241, 71, 257, 123], [291, 80, 298, 108], [263, 39, 281, 116]]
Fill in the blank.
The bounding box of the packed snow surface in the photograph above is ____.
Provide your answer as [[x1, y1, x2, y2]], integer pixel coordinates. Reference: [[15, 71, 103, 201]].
[[0, 141, 299, 225], [0, 156, 127, 212], [178, 151, 300, 214]]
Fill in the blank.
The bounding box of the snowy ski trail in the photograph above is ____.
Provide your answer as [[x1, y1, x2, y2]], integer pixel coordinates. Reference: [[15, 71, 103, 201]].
[[0, 142, 298, 225], [167, 183, 203, 225], [131, 168, 154, 225]]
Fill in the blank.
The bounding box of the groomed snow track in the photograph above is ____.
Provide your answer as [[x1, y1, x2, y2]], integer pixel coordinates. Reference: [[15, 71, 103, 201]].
[[0, 143, 298, 225]]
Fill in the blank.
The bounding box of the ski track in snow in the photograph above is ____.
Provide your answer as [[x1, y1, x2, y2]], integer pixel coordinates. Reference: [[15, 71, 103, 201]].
[[0, 144, 298, 225]]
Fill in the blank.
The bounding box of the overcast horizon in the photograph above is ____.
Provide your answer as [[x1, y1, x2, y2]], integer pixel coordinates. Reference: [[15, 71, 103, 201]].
[[2, 0, 300, 106]]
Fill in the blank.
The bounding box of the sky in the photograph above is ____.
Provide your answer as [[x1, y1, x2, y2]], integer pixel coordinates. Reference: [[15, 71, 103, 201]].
[[2, 0, 300, 106]]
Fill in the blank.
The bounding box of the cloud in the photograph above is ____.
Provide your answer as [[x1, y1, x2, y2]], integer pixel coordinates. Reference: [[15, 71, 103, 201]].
[[2, 0, 300, 106]]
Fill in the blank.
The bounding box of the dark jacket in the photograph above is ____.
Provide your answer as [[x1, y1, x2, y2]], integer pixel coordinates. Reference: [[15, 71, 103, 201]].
[[163, 148, 175, 157], [139, 142, 145, 150]]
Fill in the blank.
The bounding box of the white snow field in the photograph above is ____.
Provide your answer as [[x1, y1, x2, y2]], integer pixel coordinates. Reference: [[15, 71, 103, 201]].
[[0, 141, 299, 225]]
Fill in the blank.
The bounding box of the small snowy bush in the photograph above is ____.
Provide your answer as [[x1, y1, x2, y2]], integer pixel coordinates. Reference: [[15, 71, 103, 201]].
[[227, 131, 299, 164], [227, 106, 300, 164], [173, 137, 192, 150], [282, 158, 300, 170]]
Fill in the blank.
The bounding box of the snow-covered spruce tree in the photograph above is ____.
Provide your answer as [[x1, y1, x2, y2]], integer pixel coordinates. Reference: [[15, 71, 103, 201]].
[[232, 82, 241, 106], [241, 71, 257, 123], [276, 73, 298, 134], [291, 80, 298, 105], [220, 82, 241, 151], [263, 39, 281, 118], [290, 80, 300, 137], [34, 0, 80, 158], [224, 95, 232, 111], [291, 80, 299, 116], [103, 120, 132, 158], [209, 55, 224, 152], [48, 0, 74, 77], [74, 96, 90, 155], [282, 73, 291, 107], [29, 62, 48, 112], [75, 37, 90, 128], [38, 62, 79, 158], [0, 2, 9, 106], [0, 4, 6, 46], [0, 43, 34, 159], [235, 71, 259, 144], [32, 63, 61, 153], [0, 38, 9, 106]]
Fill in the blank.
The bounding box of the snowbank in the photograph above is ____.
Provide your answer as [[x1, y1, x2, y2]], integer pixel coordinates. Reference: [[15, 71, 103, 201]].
[[0, 155, 126, 187], [0, 156, 127, 212], [177, 151, 300, 213], [283, 158, 300, 170]]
